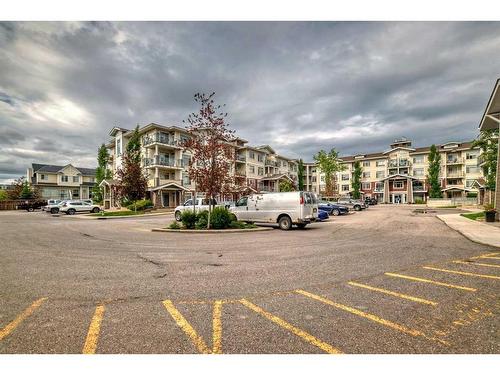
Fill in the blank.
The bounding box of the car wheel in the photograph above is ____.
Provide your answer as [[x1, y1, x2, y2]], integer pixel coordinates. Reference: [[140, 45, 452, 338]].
[[296, 223, 307, 229], [92, 207, 100, 213], [354, 205, 361, 211], [27, 207, 34, 212], [51, 208, 59, 214], [175, 211, 182, 221], [278, 215, 292, 230], [68, 209, 76, 215], [331, 209, 340, 216]]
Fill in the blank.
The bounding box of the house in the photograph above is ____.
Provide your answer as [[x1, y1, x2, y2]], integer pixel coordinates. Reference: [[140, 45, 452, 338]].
[[27, 163, 97, 200]]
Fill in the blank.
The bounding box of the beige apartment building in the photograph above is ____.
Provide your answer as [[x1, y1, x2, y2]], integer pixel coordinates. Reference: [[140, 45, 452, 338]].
[[27, 163, 97, 200], [101, 123, 298, 208], [304, 137, 483, 203]]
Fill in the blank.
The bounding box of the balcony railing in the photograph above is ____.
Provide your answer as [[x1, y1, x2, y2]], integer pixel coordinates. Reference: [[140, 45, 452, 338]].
[[413, 185, 425, 191], [265, 160, 279, 166], [446, 171, 464, 178], [143, 156, 184, 168], [388, 159, 411, 167], [446, 157, 464, 165], [142, 133, 181, 147], [236, 154, 246, 162]]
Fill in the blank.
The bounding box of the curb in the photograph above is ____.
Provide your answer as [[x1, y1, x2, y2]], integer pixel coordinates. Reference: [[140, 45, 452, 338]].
[[68, 212, 174, 220], [436, 215, 500, 248], [151, 227, 274, 234]]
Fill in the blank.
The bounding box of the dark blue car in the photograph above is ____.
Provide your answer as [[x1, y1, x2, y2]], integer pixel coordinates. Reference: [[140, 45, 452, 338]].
[[316, 209, 329, 221], [318, 201, 349, 216]]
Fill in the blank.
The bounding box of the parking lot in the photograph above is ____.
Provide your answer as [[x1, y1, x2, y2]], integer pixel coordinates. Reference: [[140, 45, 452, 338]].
[[0, 205, 499, 353]]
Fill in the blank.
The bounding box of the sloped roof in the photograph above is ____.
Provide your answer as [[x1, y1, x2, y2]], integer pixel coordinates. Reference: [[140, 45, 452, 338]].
[[32, 163, 96, 176]]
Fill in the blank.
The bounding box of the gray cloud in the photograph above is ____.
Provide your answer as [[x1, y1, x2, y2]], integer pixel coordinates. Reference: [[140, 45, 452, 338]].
[[0, 21, 499, 182]]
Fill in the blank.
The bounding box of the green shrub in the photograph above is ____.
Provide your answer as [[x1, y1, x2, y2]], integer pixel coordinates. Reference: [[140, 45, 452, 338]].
[[168, 221, 181, 229], [181, 210, 197, 229], [127, 199, 153, 211], [229, 220, 246, 229], [210, 207, 232, 229], [195, 210, 209, 229], [414, 198, 425, 204]]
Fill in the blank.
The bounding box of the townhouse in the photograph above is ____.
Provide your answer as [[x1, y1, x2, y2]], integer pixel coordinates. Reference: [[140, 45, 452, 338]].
[[27, 163, 97, 200], [101, 123, 298, 209], [305, 137, 483, 203]]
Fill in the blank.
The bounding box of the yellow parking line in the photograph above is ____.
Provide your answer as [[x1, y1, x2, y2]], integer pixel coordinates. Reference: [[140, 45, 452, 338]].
[[0, 297, 47, 341], [212, 300, 223, 354], [82, 305, 105, 354], [423, 266, 500, 280], [482, 256, 500, 260], [295, 290, 448, 345], [384, 272, 476, 292], [453, 260, 500, 269], [239, 298, 342, 354], [347, 281, 437, 306], [162, 300, 211, 354]]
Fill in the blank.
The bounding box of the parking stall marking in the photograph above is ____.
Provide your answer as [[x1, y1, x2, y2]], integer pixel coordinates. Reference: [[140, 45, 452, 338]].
[[384, 272, 477, 292], [452, 260, 500, 269], [162, 299, 224, 354], [482, 256, 500, 260], [347, 281, 438, 306], [295, 289, 449, 346], [0, 297, 47, 341], [238, 298, 343, 354], [82, 304, 105, 354], [422, 266, 500, 280]]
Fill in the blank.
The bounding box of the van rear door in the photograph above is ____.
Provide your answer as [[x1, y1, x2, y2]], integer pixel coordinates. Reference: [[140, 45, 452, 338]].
[[302, 192, 317, 220]]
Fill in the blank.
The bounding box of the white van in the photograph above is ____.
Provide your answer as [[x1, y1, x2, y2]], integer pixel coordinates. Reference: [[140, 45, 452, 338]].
[[230, 191, 318, 230]]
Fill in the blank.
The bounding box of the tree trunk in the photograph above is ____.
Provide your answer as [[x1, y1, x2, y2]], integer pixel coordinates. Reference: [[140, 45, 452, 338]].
[[207, 195, 212, 230]]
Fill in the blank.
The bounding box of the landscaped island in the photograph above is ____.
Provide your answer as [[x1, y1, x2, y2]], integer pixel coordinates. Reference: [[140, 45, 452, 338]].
[[168, 207, 256, 230]]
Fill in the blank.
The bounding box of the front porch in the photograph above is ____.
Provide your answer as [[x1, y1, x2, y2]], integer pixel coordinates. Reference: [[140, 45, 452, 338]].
[[149, 182, 190, 208]]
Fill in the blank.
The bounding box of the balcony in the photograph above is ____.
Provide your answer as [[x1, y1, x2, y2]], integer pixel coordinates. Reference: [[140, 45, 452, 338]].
[[388, 159, 411, 168], [143, 156, 184, 168], [446, 157, 464, 165], [446, 171, 464, 178], [236, 154, 246, 162], [235, 169, 247, 177], [142, 133, 182, 148], [265, 160, 279, 166], [412, 185, 426, 191]]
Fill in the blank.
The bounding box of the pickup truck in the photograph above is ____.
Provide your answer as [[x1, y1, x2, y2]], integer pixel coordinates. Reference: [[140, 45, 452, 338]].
[[174, 198, 224, 221], [17, 200, 48, 212]]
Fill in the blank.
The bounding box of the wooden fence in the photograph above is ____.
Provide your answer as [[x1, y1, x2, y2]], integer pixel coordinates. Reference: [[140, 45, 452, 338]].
[[0, 199, 36, 210]]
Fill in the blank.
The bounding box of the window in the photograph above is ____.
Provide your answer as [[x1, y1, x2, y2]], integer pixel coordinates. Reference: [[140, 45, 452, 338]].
[[466, 152, 478, 160], [116, 138, 122, 156], [362, 182, 371, 190], [320, 176, 325, 182], [89, 177, 95, 183], [413, 155, 424, 164], [376, 161, 385, 167], [236, 197, 248, 207], [341, 174, 349, 181], [250, 152, 255, 159], [465, 179, 476, 188], [376, 171, 385, 179], [72, 189, 80, 198], [257, 154, 263, 162], [184, 199, 193, 206], [312, 176, 317, 183], [61, 175, 69, 182], [40, 174, 46, 180], [182, 172, 190, 186], [258, 167, 264, 176], [342, 184, 350, 191], [375, 182, 384, 191], [249, 166, 255, 174], [362, 161, 370, 167], [73, 176, 79, 183], [182, 155, 191, 167], [466, 166, 480, 174], [394, 181, 404, 189], [362, 172, 370, 178], [413, 168, 424, 177]]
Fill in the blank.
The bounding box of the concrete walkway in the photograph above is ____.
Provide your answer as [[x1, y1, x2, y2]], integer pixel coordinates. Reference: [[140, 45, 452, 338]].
[[437, 213, 500, 248]]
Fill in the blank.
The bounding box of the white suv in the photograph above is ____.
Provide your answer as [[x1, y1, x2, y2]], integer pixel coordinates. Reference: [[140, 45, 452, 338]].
[[60, 201, 101, 215]]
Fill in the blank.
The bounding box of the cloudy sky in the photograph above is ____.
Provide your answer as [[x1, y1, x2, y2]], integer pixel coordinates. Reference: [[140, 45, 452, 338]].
[[1, 21, 499, 183]]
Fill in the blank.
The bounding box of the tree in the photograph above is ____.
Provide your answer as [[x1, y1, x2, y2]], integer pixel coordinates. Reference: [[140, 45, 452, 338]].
[[183, 92, 234, 229], [297, 159, 305, 191], [7, 176, 27, 199], [93, 144, 111, 203], [0, 189, 7, 201], [427, 144, 442, 198], [351, 161, 362, 199], [279, 179, 295, 192], [20, 181, 33, 199], [116, 125, 147, 203], [313, 148, 346, 197], [473, 129, 498, 191]]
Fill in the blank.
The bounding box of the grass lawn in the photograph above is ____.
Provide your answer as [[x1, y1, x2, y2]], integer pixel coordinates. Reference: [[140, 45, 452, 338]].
[[90, 210, 149, 217], [461, 212, 485, 221]]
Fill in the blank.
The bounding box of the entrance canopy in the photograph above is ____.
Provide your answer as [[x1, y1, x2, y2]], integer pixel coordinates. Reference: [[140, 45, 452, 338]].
[[479, 78, 500, 131], [149, 182, 190, 192]]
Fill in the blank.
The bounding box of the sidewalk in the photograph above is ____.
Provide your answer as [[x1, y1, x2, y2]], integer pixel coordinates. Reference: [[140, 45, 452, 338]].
[[437, 213, 500, 248]]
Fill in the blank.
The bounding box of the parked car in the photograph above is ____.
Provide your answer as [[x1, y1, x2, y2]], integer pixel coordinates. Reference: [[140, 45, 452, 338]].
[[17, 200, 47, 212], [230, 191, 318, 230], [317, 201, 349, 216], [59, 201, 101, 215], [337, 197, 366, 211], [364, 197, 378, 205], [316, 209, 329, 222], [45, 200, 69, 214], [174, 198, 221, 221], [42, 199, 61, 211]]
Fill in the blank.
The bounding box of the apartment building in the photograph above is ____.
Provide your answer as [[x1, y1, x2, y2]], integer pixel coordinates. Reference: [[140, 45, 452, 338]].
[[305, 137, 483, 203], [27, 163, 97, 200], [101, 123, 298, 208]]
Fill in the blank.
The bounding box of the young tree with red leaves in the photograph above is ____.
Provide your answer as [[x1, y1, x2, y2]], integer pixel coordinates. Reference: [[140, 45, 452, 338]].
[[183, 92, 235, 229]]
